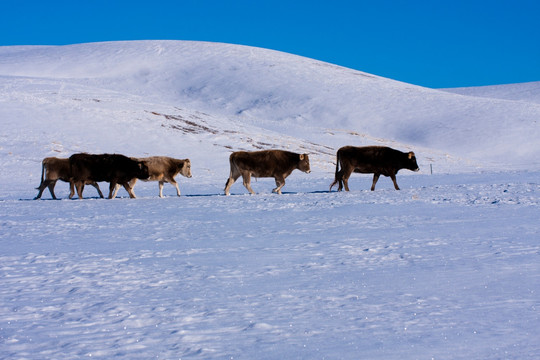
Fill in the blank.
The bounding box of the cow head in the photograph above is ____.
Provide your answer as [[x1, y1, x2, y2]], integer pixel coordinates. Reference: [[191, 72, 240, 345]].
[[181, 159, 192, 178], [137, 161, 150, 179], [299, 154, 311, 173], [407, 152, 420, 172]]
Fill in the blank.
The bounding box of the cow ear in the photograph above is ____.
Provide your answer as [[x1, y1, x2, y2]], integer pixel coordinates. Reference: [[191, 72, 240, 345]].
[[408, 152, 415, 159], [300, 154, 305, 160]]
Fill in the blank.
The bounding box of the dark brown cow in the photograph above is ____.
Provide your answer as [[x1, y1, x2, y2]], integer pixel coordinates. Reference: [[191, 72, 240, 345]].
[[330, 146, 419, 192], [34, 157, 103, 200], [124, 156, 192, 198], [224, 150, 311, 195], [69, 153, 149, 199]]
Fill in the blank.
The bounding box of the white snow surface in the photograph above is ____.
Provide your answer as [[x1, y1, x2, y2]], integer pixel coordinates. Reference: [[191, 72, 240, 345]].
[[1, 41, 539, 359]]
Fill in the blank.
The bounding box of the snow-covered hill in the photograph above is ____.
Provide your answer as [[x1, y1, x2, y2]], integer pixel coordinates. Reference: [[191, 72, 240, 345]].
[[443, 81, 540, 104], [1, 41, 540, 196], [1, 41, 539, 359]]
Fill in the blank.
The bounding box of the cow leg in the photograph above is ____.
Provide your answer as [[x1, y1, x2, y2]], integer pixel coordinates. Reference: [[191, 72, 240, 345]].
[[224, 177, 235, 196], [110, 182, 137, 198], [242, 172, 255, 195], [123, 183, 137, 198], [69, 181, 76, 199], [371, 174, 380, 191], [34, 190, 43, 200], [390, 174, 400, 190], [35, 179, 52, 199], [109, 183, 122, 199], [169, 179, 182, 197], [224, 171, 241, 196], [273, 176, 285, 194], [159, 181, 165, 198], [128, 178, 138, 195], [109, 183, 135, 199], [338, 170, 345, 191], [75, 181, 85, 199], [342, 168, 354, 192], [108, 182, 118, 199], [47, 180, 58, 199], [330, 170, 343, 192], [91, 182, 104, 198]]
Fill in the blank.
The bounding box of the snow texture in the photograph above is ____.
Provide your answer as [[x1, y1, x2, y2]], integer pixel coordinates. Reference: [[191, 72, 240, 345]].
[[1, 41, 539, 359]]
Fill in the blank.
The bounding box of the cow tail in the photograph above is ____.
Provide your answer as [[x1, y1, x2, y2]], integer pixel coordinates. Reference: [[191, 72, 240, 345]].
[[69, 158, 76, 188], [224, 154, 235, 191], [336, 150, 341, 174], [36, 160, 46, 189], [329, 150, 341, 191]]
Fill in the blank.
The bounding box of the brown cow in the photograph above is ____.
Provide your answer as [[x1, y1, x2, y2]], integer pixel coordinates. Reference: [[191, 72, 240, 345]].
[[224, 150, 311, 195], [330, 146, 419, 192], [34, 157, 103, 200], [122, 156, 192, 198], [69, 153, 149, 199]]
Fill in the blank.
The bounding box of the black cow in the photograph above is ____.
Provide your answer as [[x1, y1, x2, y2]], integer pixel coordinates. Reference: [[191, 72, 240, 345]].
[[224, 150, 311, 195], [330, 146, 419, 191], [69, 153, 149, 199]]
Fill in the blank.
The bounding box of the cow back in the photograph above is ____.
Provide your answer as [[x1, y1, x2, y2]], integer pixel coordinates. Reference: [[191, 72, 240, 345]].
[[133, 156, 191, 180], [339, 146, 418, 175], [43, 157, 71, 181], [70, 153, 149, 183], [231, 150, 309, 177]]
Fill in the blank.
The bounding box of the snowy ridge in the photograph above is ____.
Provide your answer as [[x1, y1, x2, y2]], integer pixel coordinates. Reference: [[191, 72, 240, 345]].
[[443, 81, 540, 104]]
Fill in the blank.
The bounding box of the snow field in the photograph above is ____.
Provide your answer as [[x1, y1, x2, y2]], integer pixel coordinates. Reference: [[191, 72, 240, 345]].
[[1, 173, 539, 359]]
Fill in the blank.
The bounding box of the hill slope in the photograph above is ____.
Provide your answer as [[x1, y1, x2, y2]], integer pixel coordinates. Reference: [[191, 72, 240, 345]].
[[443, 81, 540, 104], [1, 40, 540, 195]]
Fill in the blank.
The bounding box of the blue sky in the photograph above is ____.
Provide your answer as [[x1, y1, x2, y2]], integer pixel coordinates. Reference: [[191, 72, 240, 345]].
[[1, 0, 539, 88]]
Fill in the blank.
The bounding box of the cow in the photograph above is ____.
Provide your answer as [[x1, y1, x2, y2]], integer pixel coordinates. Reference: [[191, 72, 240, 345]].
[[120, 156, 192, 198], [329, 146, 419, 192], [224, 150, 311, 195], [34, 157, 103, 200], [69, 153, 149, 199]]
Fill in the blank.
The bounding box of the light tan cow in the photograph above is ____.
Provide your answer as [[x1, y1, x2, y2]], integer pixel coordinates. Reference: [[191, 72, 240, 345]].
[[122, 156, 192, 198], [35, 157, 104, 199]]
